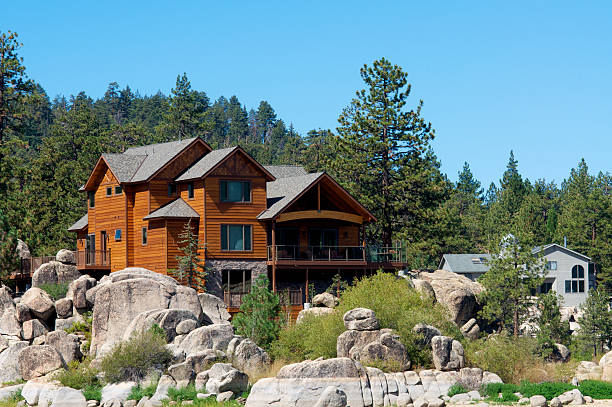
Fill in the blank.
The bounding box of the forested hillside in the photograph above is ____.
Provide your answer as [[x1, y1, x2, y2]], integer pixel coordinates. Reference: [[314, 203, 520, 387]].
[[1, 31, 611, 288]]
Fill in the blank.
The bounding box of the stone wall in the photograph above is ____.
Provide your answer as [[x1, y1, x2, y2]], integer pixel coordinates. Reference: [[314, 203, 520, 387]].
[[205, 260, 267, 298]]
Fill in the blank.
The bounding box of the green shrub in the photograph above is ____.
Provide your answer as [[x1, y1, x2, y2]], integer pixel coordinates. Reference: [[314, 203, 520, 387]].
[[168, 384, 198, 402], [0, 388, 24, 407], [270, 272, 460, 367], [54, 358, 99, 389], [65, 311, 93, 352], [517, 381, 574, 399], [82, 384, 102, 402], [100, 326, 172, 383], [38, 282, 69, 301], [465, 334, 541, 384], [578, 380, 612, 399], [447, 384, 468, 397], [128, 381, 158, 401]]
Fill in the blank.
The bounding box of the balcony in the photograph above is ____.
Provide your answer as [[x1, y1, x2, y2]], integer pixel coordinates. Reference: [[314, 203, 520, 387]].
[[224, 288, 303, 309], [76, 250, 111, 270], [267, 245, 406, 267]]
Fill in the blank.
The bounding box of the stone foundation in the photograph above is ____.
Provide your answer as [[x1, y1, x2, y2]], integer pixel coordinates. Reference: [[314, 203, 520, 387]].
[[205, 260, 267, 298]]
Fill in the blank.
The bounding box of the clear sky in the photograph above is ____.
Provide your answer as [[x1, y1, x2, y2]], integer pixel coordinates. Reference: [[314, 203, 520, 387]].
[[3, 1, 611, 187]]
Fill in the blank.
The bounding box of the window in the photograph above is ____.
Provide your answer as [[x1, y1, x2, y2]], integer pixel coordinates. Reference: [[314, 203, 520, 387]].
[[88, 191, 95, 208], [188, 182, 194, 199], [221, 225, 252, 251], [222, 270, 252, 294], [541, 282, 553, 294], [115, 229, 122, 241], [565, 265, 585, 293], [115, 186, 123, 195], [220, 180, 251, 203], [546, 261, 557, 270], [168, 183, 177, 197], [106, 187, 112, 196], [142, 227, 148, 245]]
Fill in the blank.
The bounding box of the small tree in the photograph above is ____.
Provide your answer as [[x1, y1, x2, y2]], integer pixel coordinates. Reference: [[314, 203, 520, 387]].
[[535, 292, 570, 358], [578, 288, 612, 356], [0, 209, 18, 280], [479, 235, 546, 336], [232, 274, 283, 350], [170, 219, 206, 292]]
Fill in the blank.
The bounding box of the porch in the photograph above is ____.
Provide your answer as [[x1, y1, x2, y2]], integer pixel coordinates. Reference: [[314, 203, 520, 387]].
[[76, 250, 111, 271], [267, 244, 407, 266]]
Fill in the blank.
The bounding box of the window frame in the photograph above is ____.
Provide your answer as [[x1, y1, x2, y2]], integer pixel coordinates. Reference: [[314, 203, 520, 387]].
[[546, 261, 557, 271], [142, 227, 148, 246], [115, 229, 122, 241], [168, 183, 177, 197], [220, 224, 253, 252], [106, 187, 112, 197], [88, 191, 95, 208], [565, 265, 586, 293], [115, 185, 123, 195], [219, 180, 252, 203], [187, 182, 194, 199]]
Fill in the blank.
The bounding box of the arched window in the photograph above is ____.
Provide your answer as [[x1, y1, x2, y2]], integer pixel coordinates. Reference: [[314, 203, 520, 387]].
[[565, 265, 585, 293]]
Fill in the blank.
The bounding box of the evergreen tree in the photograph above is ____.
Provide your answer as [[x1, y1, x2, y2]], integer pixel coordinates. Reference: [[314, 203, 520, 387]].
[[170, 219, 206, 291], [478, 234, 546, 336], [302, 129, 334, 172], [256, 101, 276, 144], [456, 162, 483, 199], [578, 288, 612, 356], [226, 96, 249, 144], [231, 274, 283, 350], [0, 208, 18, 280], [333, 58, 438, 247], [535, 292, 570, 358]]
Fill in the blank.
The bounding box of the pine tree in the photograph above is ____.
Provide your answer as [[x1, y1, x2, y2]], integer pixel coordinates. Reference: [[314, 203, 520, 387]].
[[578, 288, 612, 356], [170, 219, 207, 292], [333, 58, 438, 247], [456, 162, 483, 199], [478, 234, 546, 336], [535, 292, 570, 358], [0, 208, 18, 280], [231, 274, 283, 350]]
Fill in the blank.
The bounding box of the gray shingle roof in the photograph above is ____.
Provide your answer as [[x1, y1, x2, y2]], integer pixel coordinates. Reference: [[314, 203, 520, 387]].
[[124, 137, 198, 182], [175, 147, 237, 182], [440, 254, 492, 273], [257, 172, 324, 220], [68, 213, 88, 231], [102, 154, 147, 183], [264, 165, 308, 179], [143, 198, 200, 220]]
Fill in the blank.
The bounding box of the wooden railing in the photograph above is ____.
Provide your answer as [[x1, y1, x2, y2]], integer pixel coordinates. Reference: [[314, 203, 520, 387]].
[[76, 250, 111, 269], [267, 245, 406, 264], [10, 256, 56, 279], [224, 288, 303, 308]]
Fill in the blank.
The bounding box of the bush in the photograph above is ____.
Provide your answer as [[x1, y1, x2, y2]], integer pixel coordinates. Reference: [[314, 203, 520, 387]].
[[465, 334, 542, 384], [447, 384, 468, 397], [38, 282, 69, 301], [65, 311, 93, 353], [128, 380, 158, 401], [0, 388, 24, 407], [168, 384, 198, 402], [82, 385, 102, 402], [99, 325, 172, 383], [54, 357, 99, 389], [518, 381, 575, 399], [270, 272, 460, 367], [578, 380, 612, 399]]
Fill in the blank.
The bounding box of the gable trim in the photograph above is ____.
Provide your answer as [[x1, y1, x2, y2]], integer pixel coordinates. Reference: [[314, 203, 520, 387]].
[[147, 137, 212, 182], [199, 146, 276, 181]]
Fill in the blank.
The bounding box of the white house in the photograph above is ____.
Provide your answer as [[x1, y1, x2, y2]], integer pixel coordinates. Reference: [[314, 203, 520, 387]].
[[439, 244, 595, 307]]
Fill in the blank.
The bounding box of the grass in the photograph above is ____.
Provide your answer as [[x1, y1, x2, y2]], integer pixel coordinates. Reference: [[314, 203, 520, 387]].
[[82, 384, 102, 402], [0, 389, 24, 407], [65, 311, 93, 353], [128, 381, 158, 401], [448, 384, 469, 397], [482, 380, 612, 401], [38, 282, 70, 300], [168, 384, 198, 402], [54, 357, 99, 390]]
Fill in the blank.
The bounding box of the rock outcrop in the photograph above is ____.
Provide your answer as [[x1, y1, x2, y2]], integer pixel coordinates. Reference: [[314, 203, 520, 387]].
[[227, 337, 271, 379], [32, 260, 80, 288], [416, 270, 484, 326], [296, 307, 336, 323], [21, 288, 55, 320], [123, 308, 200, 343], [18, 345, 65, 380], [89, 268, 203, 355], [343, 308, 380, 331], [198, 293, 231, 325], [312, 292, 338, 308], [431, 335, 465, 371]]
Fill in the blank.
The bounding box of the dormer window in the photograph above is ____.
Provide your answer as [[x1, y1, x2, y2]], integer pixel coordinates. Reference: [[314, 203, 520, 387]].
[[220, 180, 251, 203], [168, 183, 177, 197]]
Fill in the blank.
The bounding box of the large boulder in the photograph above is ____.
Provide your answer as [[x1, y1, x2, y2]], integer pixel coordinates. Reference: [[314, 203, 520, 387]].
[[460, 318, 480, 340], [227, 337, 271, 379], [343, 308, 380, 331], [0, 286, 16, 311], [416, 270, 484, 326], [314, 386, 347, 407], [177, 323, 234, 356], [22, 319, 49, 340], [46, 330, 82, 364], [21, 287, 55, 320], [574, 361, 602, 381], [16, 239, 31, 259], [56, 249, 76, 264], [51, 386, 87, 407], [66, 275, 97, 310], [198, 293, 231, 325], [55, 298, 73, 319], [413, 323, 441, 346], [0, 341, 29, 383], [296, 307, 336, 323], [337, 328, 409, 370], [312, 293, 338, 308], [18, 345, 65, 380], [32, 261, 80, 287], [123, 308, 199, 343], [600, 349, 612, 381], [89, 268, 204, 355], [0, 308, 22, 337], [101, 382, 136, 405], [205, 363, 249, 395], [22, 377, 62, 406], [15, 302, 31, 323], [431, 336, 465, 371]]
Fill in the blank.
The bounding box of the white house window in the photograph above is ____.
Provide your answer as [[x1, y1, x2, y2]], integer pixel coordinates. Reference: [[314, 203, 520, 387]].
[[546, 261, 557, 270], [565, 265, 585, 293]]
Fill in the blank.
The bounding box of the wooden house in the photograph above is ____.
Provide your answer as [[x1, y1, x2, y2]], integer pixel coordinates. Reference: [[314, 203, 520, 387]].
[[69, 137, 406, 311]]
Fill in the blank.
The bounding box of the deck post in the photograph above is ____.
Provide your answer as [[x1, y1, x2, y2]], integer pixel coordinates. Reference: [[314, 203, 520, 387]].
[[272, 220, 277, 292], [305, 268, 309, 303]]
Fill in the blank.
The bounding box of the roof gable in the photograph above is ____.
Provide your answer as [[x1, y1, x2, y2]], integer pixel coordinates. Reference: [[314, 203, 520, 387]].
[[264, 165, 308, 179], [68, 213, 88, 232], [534, 244, 591, 262], [143, 198, 200, 220], [439, 254, 491, 273]]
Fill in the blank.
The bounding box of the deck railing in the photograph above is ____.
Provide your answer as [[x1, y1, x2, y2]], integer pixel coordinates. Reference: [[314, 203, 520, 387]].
[[10, 256, 56, 279], [76, 250, 111, 268], [224, 288, 303, 308], [267, 245, 406, 264]]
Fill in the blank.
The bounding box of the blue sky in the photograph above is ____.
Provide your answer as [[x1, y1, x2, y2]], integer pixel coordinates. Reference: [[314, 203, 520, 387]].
[[3, 1, 611, 187]]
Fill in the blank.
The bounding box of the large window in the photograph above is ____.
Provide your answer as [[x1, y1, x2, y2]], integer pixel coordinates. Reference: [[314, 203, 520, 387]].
[[188, 182, 194, 199], [220, 180, 251, 203], [565, 265, 585, 293], [221, 224, 252, 251], [88, 191, 95, 208]]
